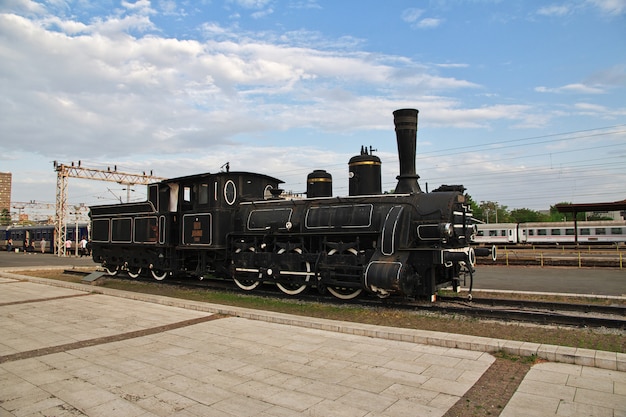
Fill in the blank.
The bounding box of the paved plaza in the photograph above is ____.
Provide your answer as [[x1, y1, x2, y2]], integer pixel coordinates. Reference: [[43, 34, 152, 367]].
[[0, 271, 624, 416]]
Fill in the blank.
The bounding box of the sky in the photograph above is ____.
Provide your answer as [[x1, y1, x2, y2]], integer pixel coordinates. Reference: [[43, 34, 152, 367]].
[[1, 0, 625, 222]]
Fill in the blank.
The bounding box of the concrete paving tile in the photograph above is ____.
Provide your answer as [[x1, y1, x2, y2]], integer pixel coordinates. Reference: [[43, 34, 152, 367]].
[[36, 352, 91, 371], [29, 403, 88, 417], [115, 380, 167, 401], [421, 364, 465, 381], [295, 378, 352, 400], [177, 383, 234, 407], [455, 369, 487, 385], [380, 398, 442, 417], [556, 400, 614, 417], [429, 392, 460, 410], [17, 366, 72, 386], [535, 361, 582, 376], [339, 372, 398, 394], [336, 389, 397, 413], [127, 363, 178, 383], [525, 368, 569, 384], [566, 374, 615, 393], [444, 347, 488, 361], [43, 380, 122, 411], [135, 391, 198, 417], [581, 364, 626, 383], [257, 405, 306, 417], [0, 375, 38, 403], [454, 357, 495, 372], [384, 359, 429, 374], [211, 395, 273, 416], [573, 387, 626, 410], [0, 385, 54, 414], [616, 381, 626, 396], [230, 379, 286, 401], [265, 388, 324, 412], [516, 379, 576, 401], [85, 397, 151, 417], [154, 373, 202, 392], [306, 398, 369, 417], [381, 368, 430, 387], [418, 352, 462, 367], [10, 396, 67, 417], [420, 377, 475, 397], [349, 352, 396, 367], [381, 383, 439, 403], [72, 363, 139, 389], [500, 392, 560, 417]]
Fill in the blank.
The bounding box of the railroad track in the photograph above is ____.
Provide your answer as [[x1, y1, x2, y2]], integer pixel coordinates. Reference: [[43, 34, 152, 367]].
[[475, 245, 625, 267], [65, 269, 626, 330]]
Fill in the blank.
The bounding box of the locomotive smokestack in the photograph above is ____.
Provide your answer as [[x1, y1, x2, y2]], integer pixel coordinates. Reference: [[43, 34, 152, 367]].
[[393, 108, 422, 194]]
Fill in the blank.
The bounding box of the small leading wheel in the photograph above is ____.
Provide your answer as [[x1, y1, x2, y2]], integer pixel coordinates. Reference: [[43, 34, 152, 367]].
[[326, 248, 362, 300], [151, 269, 167, 281], [233, 247, 261, 291], [127, 266, 142, 278], [276, 248, 310, 296], [104, 264, 119, 276]]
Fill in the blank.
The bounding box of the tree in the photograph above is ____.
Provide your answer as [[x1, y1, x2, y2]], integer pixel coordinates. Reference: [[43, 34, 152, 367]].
[[548, 203, 586, 221], [0, 209, 10, 226], [509, 208, 548, 223], [478, 200, 509, 223]]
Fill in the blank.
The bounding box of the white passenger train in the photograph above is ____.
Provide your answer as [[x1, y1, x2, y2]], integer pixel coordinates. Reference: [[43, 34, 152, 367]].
[[474, 220, 626, 245]]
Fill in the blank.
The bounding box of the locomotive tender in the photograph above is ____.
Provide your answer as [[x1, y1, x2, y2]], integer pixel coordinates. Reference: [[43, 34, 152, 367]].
[[90, 109, 493, 300]]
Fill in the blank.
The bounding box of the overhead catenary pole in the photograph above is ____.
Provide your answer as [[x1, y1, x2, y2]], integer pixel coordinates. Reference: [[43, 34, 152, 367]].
[[53, 161, 166, 256]]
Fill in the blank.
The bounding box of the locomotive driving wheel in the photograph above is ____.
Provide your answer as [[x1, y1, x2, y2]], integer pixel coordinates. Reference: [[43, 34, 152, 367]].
[[326, 247, 363, 300], [233, 247, 261, 291], [127, 266, 142, 278], [151, 268, 167, 281], [104, 264, 119, 276], [275, 247, 310, 296]]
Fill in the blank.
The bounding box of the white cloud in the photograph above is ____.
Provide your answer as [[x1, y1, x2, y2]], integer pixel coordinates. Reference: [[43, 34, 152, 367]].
[[417, 17, 443, 28], [586, 0, 626, 15], [401, 8, 424, 23], [535, 83, 605, 94], [0, 11, 491, 164], [537, 5, 572, 16], [229, 0, 273, 9]]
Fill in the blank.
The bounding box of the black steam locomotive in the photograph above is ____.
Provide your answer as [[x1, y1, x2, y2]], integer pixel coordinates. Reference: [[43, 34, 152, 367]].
[[89, 109, 493, 300]]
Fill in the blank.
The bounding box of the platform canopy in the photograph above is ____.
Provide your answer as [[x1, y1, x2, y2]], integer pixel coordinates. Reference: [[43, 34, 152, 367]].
[[555, 199, 626, 214], [555, 199, 626, 244]]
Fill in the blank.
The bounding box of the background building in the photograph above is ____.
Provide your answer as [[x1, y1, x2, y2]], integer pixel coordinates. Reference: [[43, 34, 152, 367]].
[[0, 172, 11, 214]]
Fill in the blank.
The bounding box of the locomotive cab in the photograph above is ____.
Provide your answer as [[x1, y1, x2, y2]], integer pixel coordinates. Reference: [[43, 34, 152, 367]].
[[159, 171, 283, 249]]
